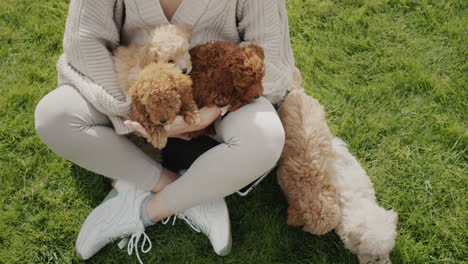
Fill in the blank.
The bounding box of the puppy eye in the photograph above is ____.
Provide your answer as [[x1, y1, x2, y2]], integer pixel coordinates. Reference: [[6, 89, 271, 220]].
[[167, 60, 175, 64], [159, 119, 167, 124]]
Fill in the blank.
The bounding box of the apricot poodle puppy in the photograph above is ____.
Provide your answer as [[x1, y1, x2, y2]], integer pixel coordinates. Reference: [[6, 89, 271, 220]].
[[128, 62, 199, 149], [277, 89, 341, 235]]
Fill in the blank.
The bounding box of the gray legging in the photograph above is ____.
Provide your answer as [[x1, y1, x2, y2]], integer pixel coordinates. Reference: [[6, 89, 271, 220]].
[[34, 85, 285, 213]]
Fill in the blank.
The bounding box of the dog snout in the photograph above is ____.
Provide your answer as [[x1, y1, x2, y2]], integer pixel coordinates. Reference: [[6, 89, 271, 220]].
[[182, 65, 192, 74]]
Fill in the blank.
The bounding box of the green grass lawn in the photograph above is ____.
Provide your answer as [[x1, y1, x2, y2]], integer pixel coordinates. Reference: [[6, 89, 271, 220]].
[[0, 0, 466, 263]]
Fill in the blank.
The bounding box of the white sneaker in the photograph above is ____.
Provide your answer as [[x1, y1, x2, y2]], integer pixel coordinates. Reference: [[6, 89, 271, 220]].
[[76, 180, 152, 263], [164, 198, 232, 256]]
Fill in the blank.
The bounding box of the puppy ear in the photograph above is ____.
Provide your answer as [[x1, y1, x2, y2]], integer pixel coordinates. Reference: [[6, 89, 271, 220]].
[[228, 46, 265, 90], [176, 24, 192, 41], [130, 97, 150, 124], [243, 44, 264, 60], [139, 43, 158, 68], [131, 79, 155, 106], [226, 57, 249, 89]]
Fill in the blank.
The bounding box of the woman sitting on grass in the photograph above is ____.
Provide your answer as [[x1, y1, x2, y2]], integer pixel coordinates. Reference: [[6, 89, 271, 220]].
[[35, 0, 295, 262]]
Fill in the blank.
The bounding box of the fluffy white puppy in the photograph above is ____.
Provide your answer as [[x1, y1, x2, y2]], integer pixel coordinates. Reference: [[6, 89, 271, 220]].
[[330, 137, 398, 264]]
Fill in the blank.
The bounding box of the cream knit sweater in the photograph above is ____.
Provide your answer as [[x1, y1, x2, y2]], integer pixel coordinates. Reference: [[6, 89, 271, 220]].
[[57, 0, 296, 135]]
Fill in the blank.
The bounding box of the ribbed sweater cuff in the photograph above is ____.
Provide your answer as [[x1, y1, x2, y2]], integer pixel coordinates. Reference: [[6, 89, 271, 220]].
[[109, 116, 134, 135], [57, 54, 134, 135]]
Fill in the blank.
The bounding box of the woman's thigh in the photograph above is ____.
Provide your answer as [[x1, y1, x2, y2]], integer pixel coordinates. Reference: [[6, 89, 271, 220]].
[[35, 85, 111, 153], [35, 85, 162, 190]]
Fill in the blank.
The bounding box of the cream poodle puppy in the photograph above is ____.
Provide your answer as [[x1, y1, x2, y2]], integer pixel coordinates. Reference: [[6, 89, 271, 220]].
[[330, 137, 398, 264]]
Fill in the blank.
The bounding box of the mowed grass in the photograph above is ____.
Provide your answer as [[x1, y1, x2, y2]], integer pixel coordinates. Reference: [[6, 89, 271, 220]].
[[0, 0, 466, 263]]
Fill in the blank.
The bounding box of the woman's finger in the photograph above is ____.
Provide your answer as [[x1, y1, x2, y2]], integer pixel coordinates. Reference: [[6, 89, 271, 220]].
[[164, 116, 187, 135], [124, 120, 149, 138], [164, 105, 221, 136], [195, 105, 222, 129]]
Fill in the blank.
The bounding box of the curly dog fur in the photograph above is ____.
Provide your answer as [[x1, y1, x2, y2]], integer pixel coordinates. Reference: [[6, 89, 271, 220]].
[[187, 41, 265, 137], [277, 89, 341, 235], [330, 137, 397, 264], [128, 62, 199, 149], [113, 24, 197, 149], [277, 79, 397, 262], [113, 24, 192, 92]]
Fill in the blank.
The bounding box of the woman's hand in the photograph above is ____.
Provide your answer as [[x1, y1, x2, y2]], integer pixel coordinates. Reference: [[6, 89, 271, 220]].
[[125, 105, 229, 140]]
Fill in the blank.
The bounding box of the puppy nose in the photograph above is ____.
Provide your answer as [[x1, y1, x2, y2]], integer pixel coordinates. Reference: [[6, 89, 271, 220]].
[[182, 68, 188, 74], [254, 96, 260, 99], [159, 119, 167, 124]]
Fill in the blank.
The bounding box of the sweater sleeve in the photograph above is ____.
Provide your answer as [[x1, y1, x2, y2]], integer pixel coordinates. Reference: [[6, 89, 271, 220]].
[[237, 0, 296, 103], [57, 0, 133, 134]]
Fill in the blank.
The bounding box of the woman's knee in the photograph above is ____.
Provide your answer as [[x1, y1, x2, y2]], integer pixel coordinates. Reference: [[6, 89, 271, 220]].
[[34, 85, 107, 152], [222, 97, 286, 171], [35, 89, 68, 145], [244, 120, 285, 169]]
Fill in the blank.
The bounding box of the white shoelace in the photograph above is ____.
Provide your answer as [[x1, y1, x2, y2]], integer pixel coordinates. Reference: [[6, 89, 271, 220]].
[[125, 231, 152, 264], [115, 165, 272, 264], [117, 214, 201, 264], [162, 214, 201, 233]]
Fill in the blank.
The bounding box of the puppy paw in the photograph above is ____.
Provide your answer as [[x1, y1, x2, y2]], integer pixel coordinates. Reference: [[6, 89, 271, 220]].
[[148, 127, 168, 149], [318, 185, 341, 228], [302, 189, 341, 235], [149, 135, 167, 149]]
